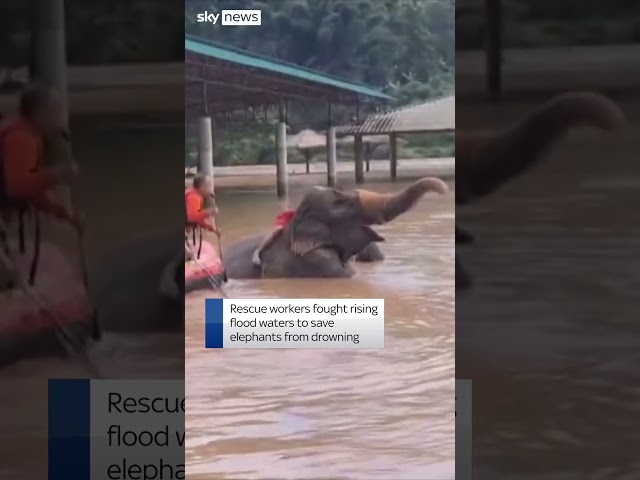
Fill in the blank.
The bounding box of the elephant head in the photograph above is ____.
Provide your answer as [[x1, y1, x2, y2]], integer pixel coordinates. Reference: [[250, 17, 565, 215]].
[[259, 177, 449, 278]]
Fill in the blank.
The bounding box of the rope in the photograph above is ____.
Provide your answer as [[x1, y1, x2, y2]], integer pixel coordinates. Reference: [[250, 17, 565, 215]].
[[208, 193, 228, 283], [197, 226, 203, 259], [68, 149, 101, 340], [28, 211, 41, 285], [18, 209, 25, 253], [189, 255, 227, 297], [0, 248, 103, 377], [215, 231, 228, 283]]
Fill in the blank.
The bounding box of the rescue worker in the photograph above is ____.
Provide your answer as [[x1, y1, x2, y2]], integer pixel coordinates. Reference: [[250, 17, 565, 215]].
[[185, 173, 219, 241], [0, 83, 82, 229], [0, 83, 83, 288], [159, 173, 220, 301]]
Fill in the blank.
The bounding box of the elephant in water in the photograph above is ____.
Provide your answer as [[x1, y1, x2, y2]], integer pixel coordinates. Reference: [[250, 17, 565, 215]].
[[354, 242, 385, 263], [89, 228, 187, 331], [455, 91, 626, 288], [223, 177, 449, 279]]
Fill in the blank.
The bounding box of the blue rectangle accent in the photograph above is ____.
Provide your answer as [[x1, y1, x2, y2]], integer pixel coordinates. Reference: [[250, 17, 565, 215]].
[[206, 298, 224, 348], [49, 379, 90, 480]]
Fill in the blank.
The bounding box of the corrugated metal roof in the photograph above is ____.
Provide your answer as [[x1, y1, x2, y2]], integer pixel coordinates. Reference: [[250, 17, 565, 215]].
[[335, 96, 455, 135], [185, 35, 393, 101]]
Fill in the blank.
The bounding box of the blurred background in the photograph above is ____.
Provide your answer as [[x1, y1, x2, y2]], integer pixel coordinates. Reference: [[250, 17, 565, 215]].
[[456, 1, 640, 479], [0, 2, 185, 477]]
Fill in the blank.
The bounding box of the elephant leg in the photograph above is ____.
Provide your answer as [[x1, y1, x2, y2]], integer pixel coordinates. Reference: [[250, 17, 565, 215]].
[[354, 243, 385, 263], [456, 255, 473, 289], [456, 224, 475, 245]]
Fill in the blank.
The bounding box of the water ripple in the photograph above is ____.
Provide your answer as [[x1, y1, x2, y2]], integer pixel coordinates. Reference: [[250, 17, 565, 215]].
[[186, 184, 454, 479]]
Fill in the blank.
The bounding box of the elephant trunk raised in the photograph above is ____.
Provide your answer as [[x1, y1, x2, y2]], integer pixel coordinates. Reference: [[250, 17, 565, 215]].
[[224, 177, 450, 279], [357, 177, 450, 225], [456, 92, 626, 204], [456, 91, 626, 289]]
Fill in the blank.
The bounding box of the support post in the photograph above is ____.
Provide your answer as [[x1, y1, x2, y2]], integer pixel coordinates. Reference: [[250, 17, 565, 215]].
[[276, 118, 288, 199], [304, 151, 310, 174], [354, 134, 364, 184], [326, 127, 337, 187], [485, 0, 502, 101], [31, 0, 72, 214], [366, 144, 371, 172], [31, 0, 69, 127], [390, 133, 398, 181], [198, 117, 214, 178]]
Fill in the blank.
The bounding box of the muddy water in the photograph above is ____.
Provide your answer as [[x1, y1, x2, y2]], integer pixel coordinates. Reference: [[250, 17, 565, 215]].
[[457, 98, 640, 479], [0, 116, 187, 480], [0, 114, 453, 478], [186, 182, 455, 479]]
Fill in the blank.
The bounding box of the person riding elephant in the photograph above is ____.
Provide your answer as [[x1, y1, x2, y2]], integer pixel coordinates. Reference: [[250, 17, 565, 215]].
[[223, 177, 449, 279]]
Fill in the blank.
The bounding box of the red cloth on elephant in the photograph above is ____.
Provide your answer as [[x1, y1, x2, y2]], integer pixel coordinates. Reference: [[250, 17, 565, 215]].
[[275, 209, 295, 228]]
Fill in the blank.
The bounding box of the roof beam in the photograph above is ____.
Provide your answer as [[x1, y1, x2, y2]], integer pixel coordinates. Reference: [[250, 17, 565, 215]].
[[190, 57, 350, 100], [185, 75, 325, 104]]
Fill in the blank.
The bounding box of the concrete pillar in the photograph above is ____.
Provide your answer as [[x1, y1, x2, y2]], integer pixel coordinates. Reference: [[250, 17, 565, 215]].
[[304, 150, 310, 174], [31, 0, 69, 127], [326, 127, 337, 187], [197, 117, 215, 210], [32, 0, 73, 215], [198, 117, 214, 177], [390, 133, 398, 181], [365, 144, 371, 172], [276, 120, 288, 199], [354, 134, 364, 184]]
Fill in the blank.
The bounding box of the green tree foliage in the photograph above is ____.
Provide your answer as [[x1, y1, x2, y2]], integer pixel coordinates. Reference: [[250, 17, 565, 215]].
[[186, 0, 454, 103], [0, 1, 29, 83], [185, 0, 455, 164], [63, 0, 184, 64], [0, 0, 183, 73]]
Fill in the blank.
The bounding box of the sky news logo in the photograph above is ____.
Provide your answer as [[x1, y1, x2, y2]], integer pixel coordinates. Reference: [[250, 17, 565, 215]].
[[196, 10, 261, 26]]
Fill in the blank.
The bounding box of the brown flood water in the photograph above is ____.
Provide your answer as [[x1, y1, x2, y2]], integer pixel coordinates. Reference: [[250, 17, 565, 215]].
[[0, 117, 187, 479], [186, 181, 455, 479], [457, 97, 640, 479], [0, 115, 453, 478]]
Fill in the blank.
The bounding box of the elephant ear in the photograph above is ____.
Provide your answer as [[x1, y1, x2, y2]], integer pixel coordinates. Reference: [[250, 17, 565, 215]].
[[288, 203, 333, 256]]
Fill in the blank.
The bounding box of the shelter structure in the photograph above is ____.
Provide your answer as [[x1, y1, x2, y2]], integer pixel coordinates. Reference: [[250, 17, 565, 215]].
[[185, 35, 392, 197], [335, 96, 455, 182], [286, 130, 327, 174]]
